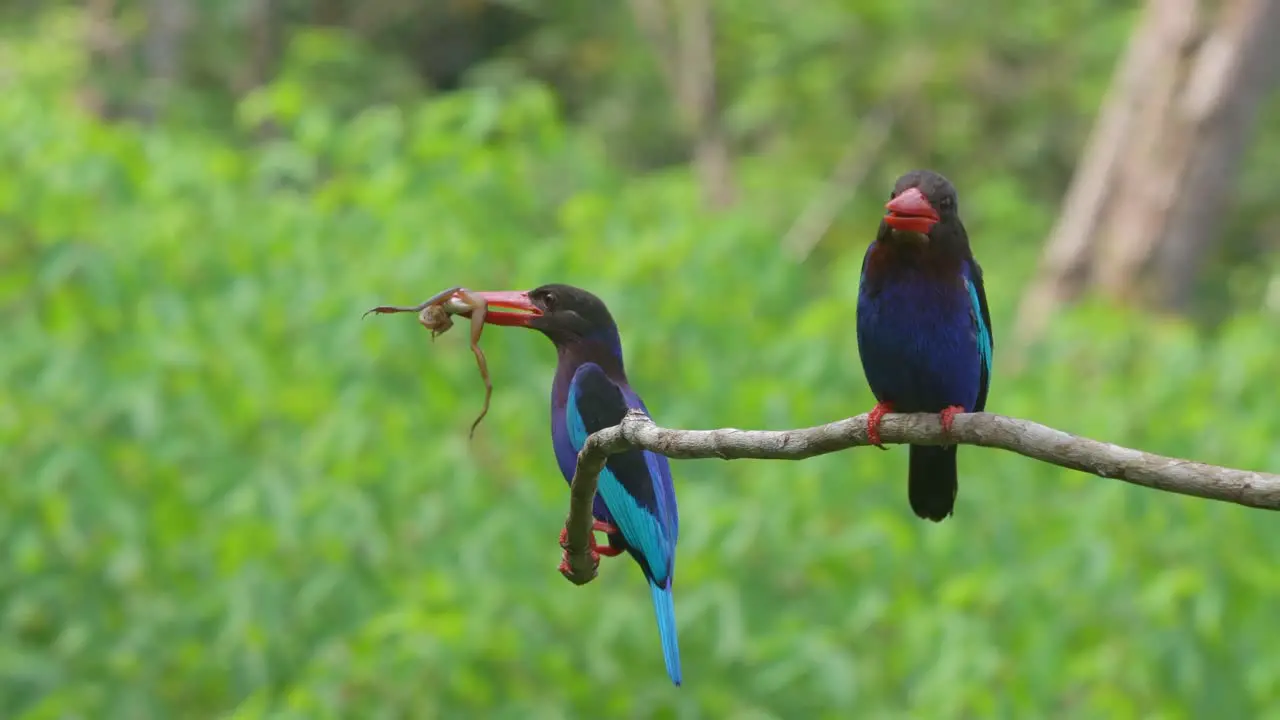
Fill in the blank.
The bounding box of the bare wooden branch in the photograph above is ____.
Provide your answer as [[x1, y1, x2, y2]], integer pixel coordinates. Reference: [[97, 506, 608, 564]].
[[559, 409, 1280, 584]]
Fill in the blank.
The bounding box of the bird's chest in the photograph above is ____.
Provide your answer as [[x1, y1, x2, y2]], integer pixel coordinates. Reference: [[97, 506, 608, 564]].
[[859, 275, 973, 343], [856, 271, 980, 410], [549, 399, 580, 483]]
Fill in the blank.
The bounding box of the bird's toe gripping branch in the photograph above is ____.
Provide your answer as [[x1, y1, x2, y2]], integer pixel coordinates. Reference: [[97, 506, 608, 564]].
[[940, 405, 964, 435], [866, 401, 894, 449], [557, 520, 621, 581]]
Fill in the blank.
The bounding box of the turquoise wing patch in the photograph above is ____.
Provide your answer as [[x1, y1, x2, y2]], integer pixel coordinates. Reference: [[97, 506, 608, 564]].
[[567, 364, 673, 581]]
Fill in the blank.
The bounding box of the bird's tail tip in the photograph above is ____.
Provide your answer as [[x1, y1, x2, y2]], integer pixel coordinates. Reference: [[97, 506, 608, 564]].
[[908, 444, 958, 521], [649, 580, 683, 686]]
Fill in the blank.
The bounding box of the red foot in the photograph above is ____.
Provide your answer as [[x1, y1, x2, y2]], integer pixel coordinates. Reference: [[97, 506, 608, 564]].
[[557, 551, 588, 579], [866, 401, 894, 450], [939, 405, 965, 435], [557, 521, 623, 580]]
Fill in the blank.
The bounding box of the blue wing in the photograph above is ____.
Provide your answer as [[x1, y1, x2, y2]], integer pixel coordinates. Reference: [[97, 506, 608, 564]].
[[566, 363, 676, 584], [626, 392, 679, 546], [964, 259, 994, 412]]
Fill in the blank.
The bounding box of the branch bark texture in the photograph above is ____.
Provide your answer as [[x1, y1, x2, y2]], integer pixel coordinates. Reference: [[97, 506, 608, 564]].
[[559, 410, 1280, 584]]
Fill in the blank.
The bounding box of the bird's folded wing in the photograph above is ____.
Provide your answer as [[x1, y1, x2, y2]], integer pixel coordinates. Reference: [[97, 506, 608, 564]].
[[963, 259, 994, 412], [567, 362, 674, 582]]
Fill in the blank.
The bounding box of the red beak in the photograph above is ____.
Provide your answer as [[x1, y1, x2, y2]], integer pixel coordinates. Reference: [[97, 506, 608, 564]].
[[884, 187, 939, 234], [471, 290, 543, 327]]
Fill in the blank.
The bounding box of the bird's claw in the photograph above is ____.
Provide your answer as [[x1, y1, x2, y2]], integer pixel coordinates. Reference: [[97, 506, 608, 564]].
[[556, 521, 622, 582], [866, 401, 894, 449], [939, 405, 964, 436], [558, 549, 600, 583], [557, 520, 619, 549], [557, 527, 601, 583]]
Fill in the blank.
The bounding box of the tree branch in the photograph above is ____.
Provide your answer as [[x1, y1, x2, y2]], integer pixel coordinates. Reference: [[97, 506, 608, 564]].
[[559, 410, 1280, 584]]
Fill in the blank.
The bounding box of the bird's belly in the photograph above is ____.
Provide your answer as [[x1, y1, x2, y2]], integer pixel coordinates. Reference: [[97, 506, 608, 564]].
[[856, 291, 982, 413]]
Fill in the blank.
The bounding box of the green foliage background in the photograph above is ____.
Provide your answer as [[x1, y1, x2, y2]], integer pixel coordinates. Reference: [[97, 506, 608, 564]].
[[4, 7, 1280, 719]]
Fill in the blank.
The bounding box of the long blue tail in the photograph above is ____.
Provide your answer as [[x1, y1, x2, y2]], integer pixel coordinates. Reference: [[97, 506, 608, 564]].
[[648, 580, 683, 686]]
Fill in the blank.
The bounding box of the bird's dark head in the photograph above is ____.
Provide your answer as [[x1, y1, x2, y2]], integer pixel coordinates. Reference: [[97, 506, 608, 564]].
[[879, 169, 964, 247], [472, 283, 620, 349]]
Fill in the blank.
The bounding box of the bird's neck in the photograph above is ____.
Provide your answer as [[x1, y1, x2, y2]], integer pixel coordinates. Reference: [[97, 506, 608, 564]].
[[551, 331, 628, 407], [868, 235, 969, 280]]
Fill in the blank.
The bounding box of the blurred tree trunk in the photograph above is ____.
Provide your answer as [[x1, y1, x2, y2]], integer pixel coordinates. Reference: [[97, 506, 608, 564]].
[[141, 0, 189, 123], [311, 0, 346, 25], [627, 0, 737, 209], [81, 0, 122, 118], [244, 0, 282, 92], [240, 0, 282, 140], [1012, 0, 1280, 354], [405, 2, 538, 91]]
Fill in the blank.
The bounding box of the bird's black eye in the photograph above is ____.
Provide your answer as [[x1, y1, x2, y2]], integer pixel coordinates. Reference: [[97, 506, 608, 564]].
[[940, 195, 955, 210], [540, 290, 557, 310]]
